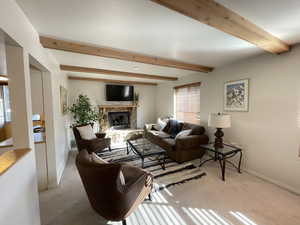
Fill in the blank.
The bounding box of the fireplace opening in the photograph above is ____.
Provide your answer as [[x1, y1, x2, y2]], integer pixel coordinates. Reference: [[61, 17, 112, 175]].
[[108, 111, 130, 129]]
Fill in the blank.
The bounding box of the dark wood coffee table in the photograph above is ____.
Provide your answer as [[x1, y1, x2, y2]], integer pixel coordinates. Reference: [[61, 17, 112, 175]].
[[199, 143, 242, 181], [126, 138, 166, 169]]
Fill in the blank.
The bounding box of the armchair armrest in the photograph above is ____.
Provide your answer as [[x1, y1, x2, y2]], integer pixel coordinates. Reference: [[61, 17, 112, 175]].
[[88, 138, 111, 153], [121, 164, 152, 182], [176, 135, 209, 150]]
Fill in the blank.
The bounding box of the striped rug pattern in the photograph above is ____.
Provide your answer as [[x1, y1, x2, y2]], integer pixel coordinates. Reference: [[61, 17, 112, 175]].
[[97, 146, 206, 192]]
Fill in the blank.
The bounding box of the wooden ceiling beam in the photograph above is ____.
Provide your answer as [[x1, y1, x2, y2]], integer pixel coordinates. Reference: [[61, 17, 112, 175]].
[[68, 76, 158, 86], [40, 36, 213, 73], [151, 0, 290, 54], [61, 65, 178, 81]]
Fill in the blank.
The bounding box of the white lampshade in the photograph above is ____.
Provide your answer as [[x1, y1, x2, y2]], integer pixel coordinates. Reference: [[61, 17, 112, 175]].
[[208, 113, 231, 128]]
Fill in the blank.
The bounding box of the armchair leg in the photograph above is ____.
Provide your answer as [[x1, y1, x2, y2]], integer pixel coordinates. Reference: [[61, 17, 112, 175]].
[[109, 146, 112, 152], [148, 193, 152, 201], [122, 219, 127, 225]]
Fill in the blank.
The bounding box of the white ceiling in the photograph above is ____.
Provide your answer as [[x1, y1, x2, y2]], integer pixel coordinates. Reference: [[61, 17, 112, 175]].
[[16, 0, 300, 83]]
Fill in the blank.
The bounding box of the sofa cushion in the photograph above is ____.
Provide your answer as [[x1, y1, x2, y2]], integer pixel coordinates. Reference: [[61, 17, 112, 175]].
[[160, 138, 176, 152], [149, 130, 171, 139], [190, 126, 205, 135]]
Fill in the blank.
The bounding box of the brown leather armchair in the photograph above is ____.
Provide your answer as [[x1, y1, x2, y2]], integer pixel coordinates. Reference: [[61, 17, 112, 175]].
[[73, 124, 111, 153], [76, 150, 153, 225]]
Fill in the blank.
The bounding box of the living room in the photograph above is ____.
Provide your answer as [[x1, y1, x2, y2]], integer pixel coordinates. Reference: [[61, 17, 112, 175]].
[[0, 1, 300, 225]]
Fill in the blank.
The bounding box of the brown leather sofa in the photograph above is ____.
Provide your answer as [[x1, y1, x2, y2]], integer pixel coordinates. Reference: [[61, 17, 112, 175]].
[[73, 124, 111, 153], [76, 150, 153, 225], [144, 120, 209, 163]]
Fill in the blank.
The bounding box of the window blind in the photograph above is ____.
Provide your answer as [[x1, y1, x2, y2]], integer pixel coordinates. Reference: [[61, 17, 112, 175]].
[[174, 82, 200, 124]]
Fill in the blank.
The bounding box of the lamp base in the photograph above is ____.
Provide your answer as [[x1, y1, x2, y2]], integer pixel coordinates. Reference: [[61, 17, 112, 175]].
[[214, 128, 224, 148]]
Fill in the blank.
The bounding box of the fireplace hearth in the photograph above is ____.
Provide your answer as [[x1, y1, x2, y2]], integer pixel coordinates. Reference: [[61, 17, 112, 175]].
[[108, 111, 130, 129]]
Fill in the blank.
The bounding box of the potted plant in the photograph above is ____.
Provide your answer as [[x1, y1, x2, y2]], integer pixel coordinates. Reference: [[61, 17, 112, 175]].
[[68, 94, 101, 127], [133, 92, 139, 106]]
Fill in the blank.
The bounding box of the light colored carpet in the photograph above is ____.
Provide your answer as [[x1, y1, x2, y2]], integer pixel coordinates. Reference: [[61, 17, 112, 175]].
[[39, 150, 300, 225]]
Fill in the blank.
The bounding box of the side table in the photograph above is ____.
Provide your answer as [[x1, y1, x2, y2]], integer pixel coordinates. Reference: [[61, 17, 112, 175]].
[[199, 143, 242, 181]]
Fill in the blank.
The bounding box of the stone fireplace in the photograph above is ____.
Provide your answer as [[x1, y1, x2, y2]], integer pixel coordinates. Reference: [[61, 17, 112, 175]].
[[99, 105, 137, 131]]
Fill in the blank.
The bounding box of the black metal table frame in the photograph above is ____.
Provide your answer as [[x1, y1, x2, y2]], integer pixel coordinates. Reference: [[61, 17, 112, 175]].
[[199, 144, 242, 181], [126, 140, 166, 170]]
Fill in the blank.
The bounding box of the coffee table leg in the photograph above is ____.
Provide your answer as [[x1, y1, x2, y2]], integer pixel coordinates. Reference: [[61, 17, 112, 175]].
[[126, 142, 129, 155], [219, 157, 226, 181], [148, 193, 152, 201], [238, 151, 242, 173], [162, 155, 166, 170], [142, 157, 144, 168]]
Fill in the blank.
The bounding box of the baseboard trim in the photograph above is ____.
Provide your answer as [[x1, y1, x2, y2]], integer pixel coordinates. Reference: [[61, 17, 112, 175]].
[[245, 169, 300, 196], [57, 148, 71, 186]]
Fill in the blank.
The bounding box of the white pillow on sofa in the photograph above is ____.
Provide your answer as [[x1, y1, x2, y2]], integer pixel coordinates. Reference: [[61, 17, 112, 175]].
[[77, 125, 97, 140], [175, 129, 192, 140], [157, 117, 169, 131]]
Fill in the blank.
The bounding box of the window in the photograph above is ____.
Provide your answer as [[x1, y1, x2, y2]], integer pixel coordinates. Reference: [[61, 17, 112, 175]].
[[174, 82, 200, 124], [0, 85, 11, 126], [3, 86, 11, 122]]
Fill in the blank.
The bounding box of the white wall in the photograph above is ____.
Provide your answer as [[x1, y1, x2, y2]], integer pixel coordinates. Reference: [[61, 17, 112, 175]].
[[0, 0, 69, 187], [0, 1, 70, 225], [68, 79, 157, 130], [0, 151, 40, 225], [206, 45, 300, 194], [51, 72, 69, 182], [156, 45, 300, 194]]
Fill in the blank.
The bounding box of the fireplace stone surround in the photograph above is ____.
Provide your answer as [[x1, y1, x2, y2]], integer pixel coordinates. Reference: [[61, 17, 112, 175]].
[[99, 105, 137, 131]]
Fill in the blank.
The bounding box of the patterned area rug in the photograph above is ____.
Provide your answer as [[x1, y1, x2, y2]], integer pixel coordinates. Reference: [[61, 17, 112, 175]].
[[97, 146, 206, 192]]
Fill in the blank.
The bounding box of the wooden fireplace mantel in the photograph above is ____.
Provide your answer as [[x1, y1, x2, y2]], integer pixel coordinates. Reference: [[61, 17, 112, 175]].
[[99, 104, 137, 109]]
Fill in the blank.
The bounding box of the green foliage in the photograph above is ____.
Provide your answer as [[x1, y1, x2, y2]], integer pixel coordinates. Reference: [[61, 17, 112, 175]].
[[68, 94, 100, 127], [134, 92, 139, 106]]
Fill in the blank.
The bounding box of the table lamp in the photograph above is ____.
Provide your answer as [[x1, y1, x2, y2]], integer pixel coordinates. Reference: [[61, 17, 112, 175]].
[[208, 113, 231, 148]]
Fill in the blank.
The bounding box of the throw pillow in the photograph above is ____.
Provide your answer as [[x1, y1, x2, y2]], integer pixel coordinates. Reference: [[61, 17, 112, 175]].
[[157, 117, 168, 131], [77, 125, 97, 140], [168, 119, 182, 138], [175, 129, 192, 140], [152, 124, 161, 131]]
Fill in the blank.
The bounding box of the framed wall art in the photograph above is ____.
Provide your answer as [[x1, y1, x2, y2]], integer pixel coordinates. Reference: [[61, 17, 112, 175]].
[[224, 79, 249, 112], [60, 86, 68, 115]]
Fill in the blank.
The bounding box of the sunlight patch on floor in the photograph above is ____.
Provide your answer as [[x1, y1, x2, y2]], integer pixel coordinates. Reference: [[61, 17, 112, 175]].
[[183, 207, 259, 225], [230, 211, 258, 225], [108, 202, 187, 225]]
